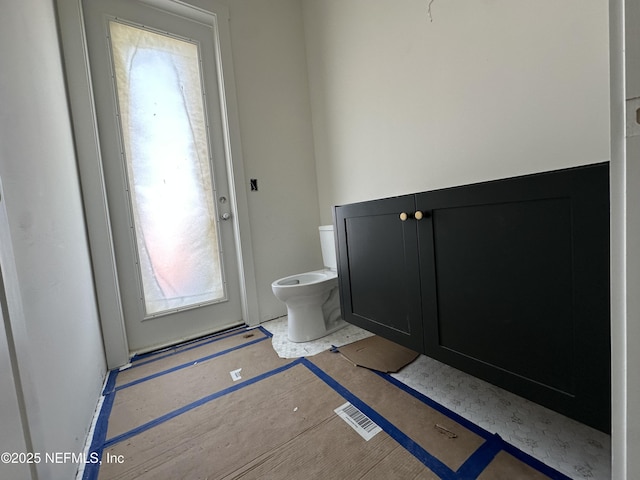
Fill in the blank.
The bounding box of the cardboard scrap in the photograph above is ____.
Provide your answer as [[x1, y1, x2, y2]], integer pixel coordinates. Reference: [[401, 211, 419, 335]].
[[337, 335, 419, 373]]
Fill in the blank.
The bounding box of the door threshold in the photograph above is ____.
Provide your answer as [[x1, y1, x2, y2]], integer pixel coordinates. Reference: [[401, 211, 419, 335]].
[[129, 321, 246, 358]]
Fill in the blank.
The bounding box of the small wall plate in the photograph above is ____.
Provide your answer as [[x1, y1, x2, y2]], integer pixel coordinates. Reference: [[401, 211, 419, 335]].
[[626, 96, 640, 137]]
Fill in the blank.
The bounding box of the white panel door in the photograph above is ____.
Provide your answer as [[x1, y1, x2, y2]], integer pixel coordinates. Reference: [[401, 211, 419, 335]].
[[83, 0, 243, 352]]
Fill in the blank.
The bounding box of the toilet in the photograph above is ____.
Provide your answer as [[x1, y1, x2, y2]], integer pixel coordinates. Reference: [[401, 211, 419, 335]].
[[271, 225, 347, 342]]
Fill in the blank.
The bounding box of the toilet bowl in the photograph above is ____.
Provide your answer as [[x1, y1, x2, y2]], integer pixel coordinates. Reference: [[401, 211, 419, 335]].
[[271, 226, 347, 342]]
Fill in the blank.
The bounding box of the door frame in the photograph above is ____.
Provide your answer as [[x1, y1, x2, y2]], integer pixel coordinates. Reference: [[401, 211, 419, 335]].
[[610, 0, 640, 476], [57, 0, 259, 369]]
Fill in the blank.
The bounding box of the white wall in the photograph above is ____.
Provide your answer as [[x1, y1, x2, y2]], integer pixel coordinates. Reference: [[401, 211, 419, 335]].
[[302, 0, 610, 224], [0, 258, 31, 480], [218, 0, 323, 321], [0, 0, 106, 478]]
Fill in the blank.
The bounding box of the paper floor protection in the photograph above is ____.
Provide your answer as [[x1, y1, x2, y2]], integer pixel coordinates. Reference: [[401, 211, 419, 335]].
[[84, 327, 571, 480]]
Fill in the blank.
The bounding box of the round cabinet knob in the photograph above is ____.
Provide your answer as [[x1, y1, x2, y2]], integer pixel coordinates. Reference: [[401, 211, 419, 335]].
[[399, 212, 409, 221], [414, 210, 424, 220]]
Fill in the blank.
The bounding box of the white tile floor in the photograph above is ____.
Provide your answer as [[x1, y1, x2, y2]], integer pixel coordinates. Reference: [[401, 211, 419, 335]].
[[261, 316, 611, 480]]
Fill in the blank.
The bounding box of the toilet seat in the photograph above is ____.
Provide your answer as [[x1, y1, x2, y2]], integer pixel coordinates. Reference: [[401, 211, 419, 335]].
[[273, 270, 337, 287]]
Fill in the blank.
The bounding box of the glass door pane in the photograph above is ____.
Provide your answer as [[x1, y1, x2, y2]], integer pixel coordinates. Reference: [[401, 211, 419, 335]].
[[109, 20, 224, 316]]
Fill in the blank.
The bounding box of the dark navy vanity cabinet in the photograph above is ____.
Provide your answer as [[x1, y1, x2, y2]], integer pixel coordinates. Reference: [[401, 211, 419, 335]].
[[334, 163, 610, 432]]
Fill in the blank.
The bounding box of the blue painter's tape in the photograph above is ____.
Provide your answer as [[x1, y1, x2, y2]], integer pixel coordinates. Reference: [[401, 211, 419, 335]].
[[376, 370, 573, 479], [501, 439, 573, 480], [129, 326, 253, 367], [102, 368, 119, 396], [300, 358, 457, 480], [256, 325, 273, 338], [91, 340, 572, 480], [103, 358, 303, 449], [374, 370, 492, 440], [112, 336, 270, 393], [83, 373, 119, 480], [130, 327, 242, 362], [455, 433, 502, 479]]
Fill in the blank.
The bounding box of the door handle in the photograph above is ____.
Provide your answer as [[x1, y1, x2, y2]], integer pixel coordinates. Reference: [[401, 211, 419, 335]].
[[220, 212, 231, 221]]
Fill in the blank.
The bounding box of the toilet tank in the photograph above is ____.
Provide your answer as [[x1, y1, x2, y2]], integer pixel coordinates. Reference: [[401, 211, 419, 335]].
[[319, 225, 337, 271]]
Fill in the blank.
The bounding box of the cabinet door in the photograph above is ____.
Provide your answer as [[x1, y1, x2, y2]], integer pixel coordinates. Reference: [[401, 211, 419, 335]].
[[417, 163, 610, 432], [334, 195, 423, 352]]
